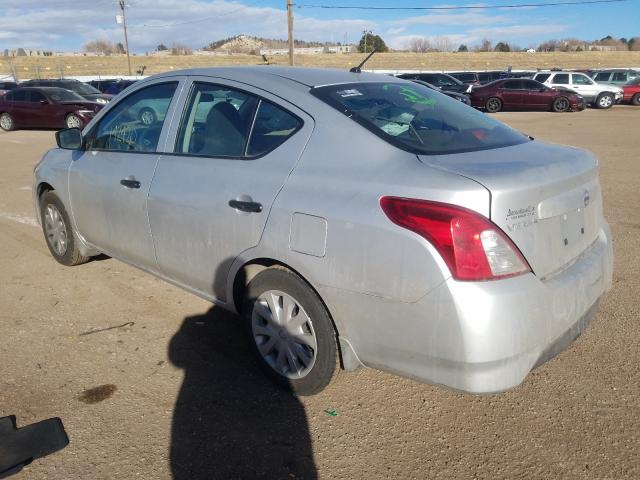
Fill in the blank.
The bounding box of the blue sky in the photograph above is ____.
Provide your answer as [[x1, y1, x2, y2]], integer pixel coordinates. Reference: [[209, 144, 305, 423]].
[[0, 0, 638, 52]]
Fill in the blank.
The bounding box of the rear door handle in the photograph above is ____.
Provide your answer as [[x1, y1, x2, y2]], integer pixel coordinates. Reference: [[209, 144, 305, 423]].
[[120, 178, 141, 189], [228, 199, 263, 213]]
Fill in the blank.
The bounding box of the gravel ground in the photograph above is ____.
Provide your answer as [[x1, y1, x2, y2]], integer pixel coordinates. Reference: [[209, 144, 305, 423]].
[[0, 107, 639, 479]]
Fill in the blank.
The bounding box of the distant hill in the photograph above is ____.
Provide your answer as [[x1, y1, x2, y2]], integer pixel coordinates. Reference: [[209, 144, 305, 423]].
[[204, 34, 325, 53]]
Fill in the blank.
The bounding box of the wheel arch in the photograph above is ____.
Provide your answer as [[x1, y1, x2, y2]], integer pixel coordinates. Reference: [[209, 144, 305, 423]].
[[230, 256, 362, 372]]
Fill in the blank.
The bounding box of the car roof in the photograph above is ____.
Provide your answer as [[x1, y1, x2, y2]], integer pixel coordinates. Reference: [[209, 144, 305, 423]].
[[147, 66, 405, 88]]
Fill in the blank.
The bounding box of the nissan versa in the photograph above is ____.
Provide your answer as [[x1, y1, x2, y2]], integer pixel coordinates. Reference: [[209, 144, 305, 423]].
[[33, 67, 613, 395]]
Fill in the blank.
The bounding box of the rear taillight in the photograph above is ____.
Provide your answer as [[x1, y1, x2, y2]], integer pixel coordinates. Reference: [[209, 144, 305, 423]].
[[380, 197, 531, 281]]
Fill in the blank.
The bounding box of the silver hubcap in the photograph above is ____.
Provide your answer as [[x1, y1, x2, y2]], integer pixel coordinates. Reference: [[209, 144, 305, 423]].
[[66, 115, 81, 128], [487, 99, 500, 111], [43, 204, 68, 256], [0, 114, 12, 130], [556, 98, 568, 111], [599, 96, 612, 107], [251, 290, 317, 379], [140, 110, 154, 125]]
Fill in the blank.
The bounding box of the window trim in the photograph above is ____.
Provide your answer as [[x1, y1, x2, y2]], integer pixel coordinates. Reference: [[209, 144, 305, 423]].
[[84, 80, 180, 154], [171, 81, 304, 161]]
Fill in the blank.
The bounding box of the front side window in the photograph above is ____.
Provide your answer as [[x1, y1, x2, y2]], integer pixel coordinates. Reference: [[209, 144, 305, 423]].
[[572, 74, 593, 85], [311, 82, 527, 155], [87, 82, 177, 153], [553, 74, 570, 85], [523, 80, 544, 91]]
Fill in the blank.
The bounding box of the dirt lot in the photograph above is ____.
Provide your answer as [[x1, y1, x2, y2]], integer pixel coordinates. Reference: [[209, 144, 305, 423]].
[[2, 51, 640, 77], [1, 106, 639, 479]]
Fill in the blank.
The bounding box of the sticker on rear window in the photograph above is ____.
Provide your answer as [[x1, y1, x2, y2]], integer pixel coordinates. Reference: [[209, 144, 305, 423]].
[[337, 89, 362, 98]]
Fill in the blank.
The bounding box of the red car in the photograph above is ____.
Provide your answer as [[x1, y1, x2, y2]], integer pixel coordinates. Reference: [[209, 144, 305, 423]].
[[0, 87, 103, 131], [622, 77, 640, 105], [470, 79, 585, 113]]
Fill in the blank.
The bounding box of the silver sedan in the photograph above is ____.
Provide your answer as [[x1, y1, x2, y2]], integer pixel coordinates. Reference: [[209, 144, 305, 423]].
[[33, 67, 613, 395]]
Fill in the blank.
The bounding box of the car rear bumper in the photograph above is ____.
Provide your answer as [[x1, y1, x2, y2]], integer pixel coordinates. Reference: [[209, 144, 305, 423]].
[[324, 223, 613, 394]]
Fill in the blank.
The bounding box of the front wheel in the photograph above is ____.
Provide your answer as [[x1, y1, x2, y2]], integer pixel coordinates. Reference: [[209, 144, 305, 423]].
[[485, 97, 502, 113], [552, 96, 570, 113], [631, 93, 640, 106], [65, 113, 82, 129], [595, 93, 614, 109], [0, 112, 15, 131], [39, 191, 89, 266], [243, 268, 338, 396]]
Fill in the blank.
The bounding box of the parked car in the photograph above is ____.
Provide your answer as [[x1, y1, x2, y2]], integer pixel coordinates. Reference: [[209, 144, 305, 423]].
[[396, 72, 469, 94], [87, 79, 119, 93], [532, 71, 623, 108], [592, 69, 639, 86], [410, 79, 471, 105], [470, 79, 585, 113], [0, 81, 18, 96], [622, 77, 640, 105], [104, 80, 137, 95], [448, 72, 480, 85], [33, 67, 613, 396], [0, 87, 103, 131], [20, 79, 112, 104]]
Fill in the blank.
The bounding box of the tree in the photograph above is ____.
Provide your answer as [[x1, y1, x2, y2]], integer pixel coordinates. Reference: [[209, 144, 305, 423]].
[[83, 39, 115, 55], [494, 42, 510, 52], [157, 43, 168, 51], [115, 42, 125, 54], [458, 44, 468, 52], [479, 38, 493, 52], [409, 37, 431, 53], [357, 32, 388, 53], [629, 37, 640, 51]]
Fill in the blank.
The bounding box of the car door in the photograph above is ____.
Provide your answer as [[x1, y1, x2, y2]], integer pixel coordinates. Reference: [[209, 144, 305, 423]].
[[68, 78, 184, 268], [147, 78, 314, 302], [570, 73, 597, 102], [499, 80, 524, 109], [25, 89, 55, 127], [522, 80, 550, 109], [7, 90, 30, 125]]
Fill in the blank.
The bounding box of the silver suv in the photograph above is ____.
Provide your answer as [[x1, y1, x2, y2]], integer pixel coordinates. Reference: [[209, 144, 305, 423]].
[[532, 71, 623, 108]]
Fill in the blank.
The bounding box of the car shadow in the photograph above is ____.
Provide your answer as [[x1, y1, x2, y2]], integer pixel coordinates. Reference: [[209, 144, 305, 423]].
[[168, 306, 317, 480]]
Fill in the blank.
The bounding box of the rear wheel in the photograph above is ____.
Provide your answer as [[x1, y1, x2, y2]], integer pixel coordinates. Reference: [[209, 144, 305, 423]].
[[485, 97, 502, 113], [595, 93, 614, 109], [631, 93, 640, 106], [243, 268, 338, 396], [0, 112, 15, 131], [39, 191, 89, 266], [65, 113, 82, 129], [552, 96, 570, 113]]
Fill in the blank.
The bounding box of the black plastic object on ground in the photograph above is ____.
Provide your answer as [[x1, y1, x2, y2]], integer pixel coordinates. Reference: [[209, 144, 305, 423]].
[[0, 415, 69, 478]]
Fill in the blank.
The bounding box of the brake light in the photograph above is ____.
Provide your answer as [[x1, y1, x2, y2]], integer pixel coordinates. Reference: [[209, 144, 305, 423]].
[[380, 197, 531, 281]]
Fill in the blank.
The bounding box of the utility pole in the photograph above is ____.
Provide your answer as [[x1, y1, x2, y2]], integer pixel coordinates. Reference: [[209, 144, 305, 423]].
[[287, 0, 294, 66], [118, 0, 132, 76]]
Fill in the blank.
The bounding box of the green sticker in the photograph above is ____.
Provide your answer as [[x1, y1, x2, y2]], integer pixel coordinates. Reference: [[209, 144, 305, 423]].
[[398, 87, 437, 106]]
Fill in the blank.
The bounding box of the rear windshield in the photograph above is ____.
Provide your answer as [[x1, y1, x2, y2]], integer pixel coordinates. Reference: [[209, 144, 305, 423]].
[[534, 73, 551, 83], [311, 82, 527, 155]]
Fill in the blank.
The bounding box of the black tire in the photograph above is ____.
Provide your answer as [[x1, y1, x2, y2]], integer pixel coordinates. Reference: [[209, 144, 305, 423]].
[[242, 268, 338, 396], [552, 96, 570, 113], [595, 92, 614, 109], [0, 112, 15, 131], [485, 97, 502, 113], [39, 191, 90, 266], [138, 107, 157, 125], [631, 93, 640, 106], [65, 113, 82, 129]]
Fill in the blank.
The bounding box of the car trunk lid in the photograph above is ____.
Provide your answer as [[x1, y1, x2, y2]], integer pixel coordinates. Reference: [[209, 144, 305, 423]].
[[418, 140, 602, 278]]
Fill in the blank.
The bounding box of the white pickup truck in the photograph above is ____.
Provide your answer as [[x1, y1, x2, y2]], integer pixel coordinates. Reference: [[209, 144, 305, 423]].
[[532, 71, 623, 108]]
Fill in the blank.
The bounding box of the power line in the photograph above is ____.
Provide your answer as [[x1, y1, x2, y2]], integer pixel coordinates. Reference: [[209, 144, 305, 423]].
[[295, 0, 630, 10]]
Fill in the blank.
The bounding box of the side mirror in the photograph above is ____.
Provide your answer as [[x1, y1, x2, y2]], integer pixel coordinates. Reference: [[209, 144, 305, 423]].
[[56, 128, 83, 150]]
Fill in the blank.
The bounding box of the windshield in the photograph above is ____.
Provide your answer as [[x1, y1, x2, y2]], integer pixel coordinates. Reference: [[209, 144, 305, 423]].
[[311, 82, 528, 155], [48, 88, 87, 103], [65, 82, 101, 95]]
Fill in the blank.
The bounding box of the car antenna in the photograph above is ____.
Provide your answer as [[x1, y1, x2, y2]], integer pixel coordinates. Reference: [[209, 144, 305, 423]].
[[350, 48, 377, 73]]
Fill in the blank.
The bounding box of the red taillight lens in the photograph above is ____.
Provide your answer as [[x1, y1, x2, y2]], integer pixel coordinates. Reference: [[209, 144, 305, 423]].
[[380, 196, 531, 281]]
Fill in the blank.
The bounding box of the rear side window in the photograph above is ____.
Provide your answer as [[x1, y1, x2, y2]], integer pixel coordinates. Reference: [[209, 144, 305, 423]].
[[247, 101, 302, 156], [553, 74, 570, 85], [6, 90, 26, 101], [87, 82, 178, 153], [534, 73, 551, 83], [613, 72, 627, 82], [311, 82, 527, 155], [594, 72, 611, 82], [502, 80, 522, 90], [572, 74, 593, 85]]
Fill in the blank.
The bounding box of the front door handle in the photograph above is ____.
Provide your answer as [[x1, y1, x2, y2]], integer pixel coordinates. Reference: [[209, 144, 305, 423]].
[[120, 178, 141, 189], [228, 199, 263, 213]]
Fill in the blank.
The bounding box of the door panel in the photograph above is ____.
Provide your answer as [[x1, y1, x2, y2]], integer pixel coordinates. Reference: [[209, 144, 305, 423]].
[[68, 79, 184, 268], [148, 77, 314, 302]]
